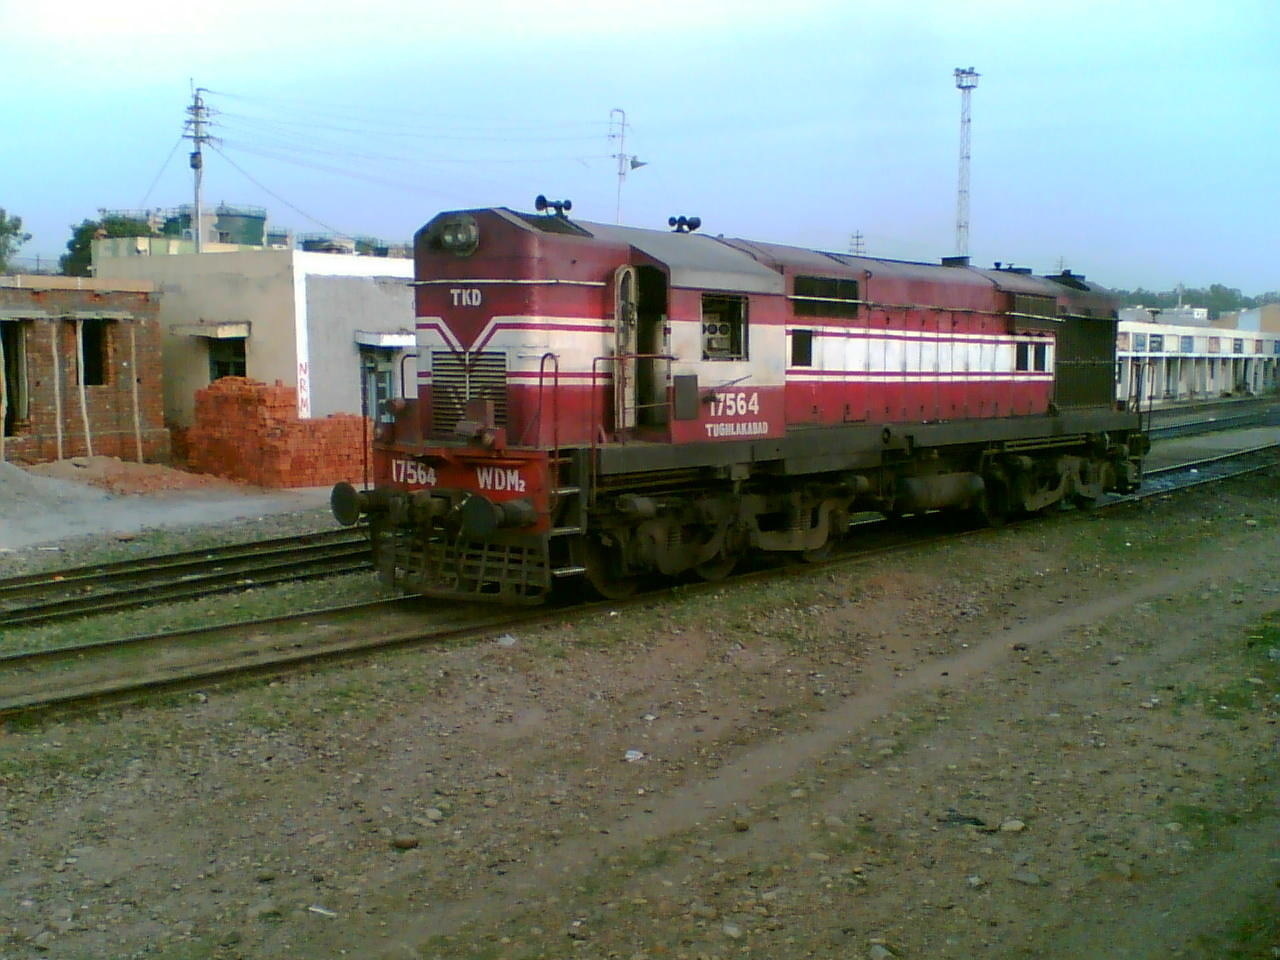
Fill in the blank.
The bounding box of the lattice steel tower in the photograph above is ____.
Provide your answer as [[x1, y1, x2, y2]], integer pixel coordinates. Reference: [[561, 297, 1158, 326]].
[[954, 67, 979, 258]]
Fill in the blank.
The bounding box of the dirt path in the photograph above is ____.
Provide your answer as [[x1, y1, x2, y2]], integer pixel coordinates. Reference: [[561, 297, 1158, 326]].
[[1, 473, 1277, 959]]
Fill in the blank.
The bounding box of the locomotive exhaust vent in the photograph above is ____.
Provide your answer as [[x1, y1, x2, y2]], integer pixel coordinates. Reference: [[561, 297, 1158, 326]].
[[431, 351, 508, 437]]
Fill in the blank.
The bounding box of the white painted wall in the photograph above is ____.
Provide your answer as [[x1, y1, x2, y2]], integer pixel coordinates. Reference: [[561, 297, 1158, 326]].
[[93, 246, 415, 426]]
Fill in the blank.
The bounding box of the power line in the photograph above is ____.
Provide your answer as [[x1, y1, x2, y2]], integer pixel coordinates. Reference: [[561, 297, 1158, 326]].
[[220, 140, 520, 200], [138, 135, 185, 208], [207, 142, 348, 236], [219, 110, 603, 144]]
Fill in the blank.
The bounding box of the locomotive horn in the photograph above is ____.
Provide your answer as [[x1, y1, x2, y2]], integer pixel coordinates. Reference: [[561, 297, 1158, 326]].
[[535, 196, 572, 217]]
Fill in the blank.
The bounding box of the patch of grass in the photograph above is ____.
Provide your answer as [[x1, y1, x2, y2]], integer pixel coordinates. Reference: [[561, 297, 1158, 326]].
[[0, 722, 171, 782], [0, 507, 337, 576], [1195, 680, 1265, 719], [1190, 884, 1280, 959], [1169, 803, 1242, 837], [1172, 616, 1280, 720], [0, 572, 398, 657]]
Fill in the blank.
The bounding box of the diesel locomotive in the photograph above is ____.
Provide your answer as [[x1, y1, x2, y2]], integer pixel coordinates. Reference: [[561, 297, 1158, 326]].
[[331, 201, 1146, 602]]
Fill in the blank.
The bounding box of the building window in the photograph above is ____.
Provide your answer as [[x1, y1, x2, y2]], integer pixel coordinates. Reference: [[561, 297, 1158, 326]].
[[209, 338, 247, 380], [791, 329, 813, 367], [1132, 333, 1147, 351], [1179, 336, 1193, 353], [702, 294, 748, 360], [1148, 334, 1164, 352], [78, 318, 110, 386], [792, 276, 859, 318], [2, 320, 29, 437], [1233, 338, 1244, 354]]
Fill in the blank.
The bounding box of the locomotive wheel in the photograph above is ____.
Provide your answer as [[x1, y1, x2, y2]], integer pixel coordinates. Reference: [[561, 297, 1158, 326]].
[[800, 505, 845, 562], [694, 553, 737, 581], [584, 537, 641, 600], [799, 542, 833, 563], [974, 476, 1010, 528]]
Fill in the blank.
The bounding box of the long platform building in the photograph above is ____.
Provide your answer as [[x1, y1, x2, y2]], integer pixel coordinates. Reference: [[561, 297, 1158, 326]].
[[1116, 304, 1280, 405]]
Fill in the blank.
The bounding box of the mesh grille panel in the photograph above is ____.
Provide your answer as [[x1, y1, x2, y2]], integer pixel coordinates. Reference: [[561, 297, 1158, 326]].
[[430, 351, 507, 435]]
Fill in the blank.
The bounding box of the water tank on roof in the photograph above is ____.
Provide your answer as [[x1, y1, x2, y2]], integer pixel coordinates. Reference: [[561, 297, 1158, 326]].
[[214, 204, 267, 245], [301, 235, 355, 254]]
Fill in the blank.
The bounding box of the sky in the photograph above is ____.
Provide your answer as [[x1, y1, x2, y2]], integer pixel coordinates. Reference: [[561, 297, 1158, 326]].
[[3, 0, 1277, 294]]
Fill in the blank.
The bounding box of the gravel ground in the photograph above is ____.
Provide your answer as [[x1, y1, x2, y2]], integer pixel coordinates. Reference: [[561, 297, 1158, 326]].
[[0, 459, 331, 555], [1, 470, 1277, 959]]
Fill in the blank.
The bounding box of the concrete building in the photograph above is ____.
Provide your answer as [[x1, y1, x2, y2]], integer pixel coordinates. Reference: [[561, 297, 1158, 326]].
[[91, 240, 417, 437], [1117, 318, 1280, 405], [1119, 305, 1211, 327], [0, 276, 169, 464], [1216, 303, 1280, 333]]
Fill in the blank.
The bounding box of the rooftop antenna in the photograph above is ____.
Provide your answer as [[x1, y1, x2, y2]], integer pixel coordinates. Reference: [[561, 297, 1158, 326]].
[[954, 67, 979, 258], [609, 108, 646, 224], [184, 84, 216, 253], [849, 231, 866, 256]]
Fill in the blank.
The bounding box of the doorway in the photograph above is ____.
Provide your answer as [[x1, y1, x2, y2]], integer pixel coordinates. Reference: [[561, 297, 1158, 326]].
[[360, 346, 397, 422], [2, 321, 28, 437]]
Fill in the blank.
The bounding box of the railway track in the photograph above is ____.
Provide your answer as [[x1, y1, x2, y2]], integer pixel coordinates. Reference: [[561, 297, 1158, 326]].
[[1, 442, 1275, 724], [0, 528, 371, 627], [0, 597, 533, 720], [1146, 398, 1277, 440], [4, 404, 1267, 631]]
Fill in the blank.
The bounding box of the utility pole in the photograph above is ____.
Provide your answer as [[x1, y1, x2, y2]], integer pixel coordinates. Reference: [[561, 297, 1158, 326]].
[[609, 108, 646, 225], [954, 67, 979, 258], [185, 85, 213, 253]]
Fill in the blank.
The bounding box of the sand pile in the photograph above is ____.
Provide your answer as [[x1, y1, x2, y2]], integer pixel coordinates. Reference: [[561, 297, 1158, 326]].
[[0, 461, 117, 550], [0, 460, 331, 552], [23, 456, 240, 496]]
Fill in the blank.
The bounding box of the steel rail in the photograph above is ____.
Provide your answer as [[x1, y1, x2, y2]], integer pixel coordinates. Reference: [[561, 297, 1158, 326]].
[[1148, 413, 1270, 440], [0, 528, 367, 594], [0, 531, 371, 627], [1142, 442, 1280, 478], [1, 445, 1275, 724], [0, 600, 534, 720]]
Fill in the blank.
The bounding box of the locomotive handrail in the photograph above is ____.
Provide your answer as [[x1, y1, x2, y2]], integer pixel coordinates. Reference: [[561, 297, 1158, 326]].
[[535, 351, 561, 492], [588, 352, 678, 501]]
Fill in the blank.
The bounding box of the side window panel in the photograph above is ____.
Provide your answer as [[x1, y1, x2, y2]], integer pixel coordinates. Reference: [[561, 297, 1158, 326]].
[[791, 329, 813, 367], [702, 294, 747, 361]]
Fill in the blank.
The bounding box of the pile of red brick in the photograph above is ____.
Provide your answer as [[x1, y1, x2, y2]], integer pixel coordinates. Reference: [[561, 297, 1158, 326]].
[[186, 378, 372, 488]]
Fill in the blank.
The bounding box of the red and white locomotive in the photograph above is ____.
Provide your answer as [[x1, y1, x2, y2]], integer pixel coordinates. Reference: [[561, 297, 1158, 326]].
[[331, 200, 1146, 602]]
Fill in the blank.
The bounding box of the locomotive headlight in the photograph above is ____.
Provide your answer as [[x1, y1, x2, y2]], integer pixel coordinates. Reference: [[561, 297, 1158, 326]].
[[434, 215, 479, 256]]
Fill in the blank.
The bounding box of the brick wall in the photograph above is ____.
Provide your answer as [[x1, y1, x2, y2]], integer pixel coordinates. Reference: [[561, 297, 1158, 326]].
[[186, 378, 372, 488], [0, 283, 170, 464]]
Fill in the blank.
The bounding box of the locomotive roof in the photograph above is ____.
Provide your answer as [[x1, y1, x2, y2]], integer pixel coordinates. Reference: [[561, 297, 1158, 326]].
[[575, 220, 786, 294], [489, 209, 1114, 309]]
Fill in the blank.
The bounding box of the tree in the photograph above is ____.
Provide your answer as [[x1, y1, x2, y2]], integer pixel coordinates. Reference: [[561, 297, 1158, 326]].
[[1110, 283, 1272, 319], [0, 208, 31, 273], [60, 215, 156, 276]]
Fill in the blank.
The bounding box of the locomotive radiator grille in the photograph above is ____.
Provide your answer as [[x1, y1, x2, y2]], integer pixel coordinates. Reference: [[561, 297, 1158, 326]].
[[430, 351, 507, 436]]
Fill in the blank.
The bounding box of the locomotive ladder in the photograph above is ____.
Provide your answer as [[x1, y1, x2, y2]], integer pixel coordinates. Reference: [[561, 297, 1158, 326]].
[[548, 447, 590, 579]]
